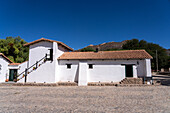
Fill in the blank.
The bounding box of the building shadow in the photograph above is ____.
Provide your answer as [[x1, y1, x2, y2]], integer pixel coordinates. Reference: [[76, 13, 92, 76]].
[[74, 66, 79, 83]]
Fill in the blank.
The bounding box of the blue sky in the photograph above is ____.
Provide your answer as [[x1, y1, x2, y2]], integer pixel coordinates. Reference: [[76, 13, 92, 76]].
[[0, 0, 170, 50]]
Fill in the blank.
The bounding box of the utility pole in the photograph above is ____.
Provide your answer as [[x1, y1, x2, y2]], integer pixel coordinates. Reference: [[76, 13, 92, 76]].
[[156, 50, 158, 72]]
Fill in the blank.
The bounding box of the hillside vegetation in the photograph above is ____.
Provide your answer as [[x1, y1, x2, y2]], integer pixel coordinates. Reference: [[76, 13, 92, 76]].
[[77, 39, 170, 70], [0, 36, 29, 63], [76, 40, 127, 52], [123, 39, 169, 70]]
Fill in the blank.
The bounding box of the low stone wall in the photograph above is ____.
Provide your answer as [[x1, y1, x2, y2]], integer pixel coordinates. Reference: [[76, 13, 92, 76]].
[[58, 82, 78, 86], [116, 84, 157, 87], [0, 81, 158, 87], [14, 83, 58, 86], [88, 82, 118, 86], [0, 82, 78, 86]]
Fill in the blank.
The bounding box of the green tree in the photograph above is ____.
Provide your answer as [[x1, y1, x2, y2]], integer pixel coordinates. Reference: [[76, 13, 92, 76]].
[[0, 36, 29, 63], [123, 39, 168, 71]]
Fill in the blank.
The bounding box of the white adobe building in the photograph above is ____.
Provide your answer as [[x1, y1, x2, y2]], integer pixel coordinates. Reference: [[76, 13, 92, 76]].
[[0, 38, 153, 86], [0, 53, 13, 82]]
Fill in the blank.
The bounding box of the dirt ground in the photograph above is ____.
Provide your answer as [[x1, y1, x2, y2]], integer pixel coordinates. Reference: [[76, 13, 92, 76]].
[[0, 85, 170, 113]]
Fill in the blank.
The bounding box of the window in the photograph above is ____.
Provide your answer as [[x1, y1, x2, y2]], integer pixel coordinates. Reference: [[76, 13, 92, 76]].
[[89, 64, 93, 69], [66, 64, 71, 69]]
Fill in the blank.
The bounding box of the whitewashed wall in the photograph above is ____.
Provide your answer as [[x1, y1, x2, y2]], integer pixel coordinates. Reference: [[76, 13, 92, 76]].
[[27, 41, 55, 83], [55, 44, 69, 82], [58, 59, 151, 85], [58, 60, 79, 82], [88, 65, 125, 83], [17, 61, 28, 83], [8, 65, 19, 70], [25, 41, 67, 83], [87, 60, 125, 83], [18, 61, 28, 74], [144, 59, 152, 77], [0, 56, 10, 82], [133, 65, 137, 78], [78, 61, 88, 86]]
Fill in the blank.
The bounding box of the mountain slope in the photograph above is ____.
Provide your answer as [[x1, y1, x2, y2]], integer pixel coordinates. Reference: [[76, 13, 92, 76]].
[[76, 40, 128, 51]]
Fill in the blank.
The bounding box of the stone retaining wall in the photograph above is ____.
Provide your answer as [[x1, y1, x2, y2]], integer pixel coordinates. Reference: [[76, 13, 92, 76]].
[[0, 82, 78, 86], [0, 81, 159, 87], [88, 82, 118, 86]]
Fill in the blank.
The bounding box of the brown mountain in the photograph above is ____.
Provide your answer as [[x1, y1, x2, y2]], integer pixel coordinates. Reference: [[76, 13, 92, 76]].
[[76, 40, 128, 51]]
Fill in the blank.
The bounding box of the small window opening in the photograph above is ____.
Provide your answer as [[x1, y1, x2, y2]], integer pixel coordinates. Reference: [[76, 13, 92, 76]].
[[89, 64, 93, 69], [67, 64, 71, 69]]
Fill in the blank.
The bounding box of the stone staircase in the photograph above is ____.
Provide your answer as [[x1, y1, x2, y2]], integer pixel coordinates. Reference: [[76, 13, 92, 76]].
[[120, 78, 143, 84]]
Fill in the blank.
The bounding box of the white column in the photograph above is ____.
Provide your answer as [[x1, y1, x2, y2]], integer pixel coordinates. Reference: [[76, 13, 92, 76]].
[[78, 61, 88, 86], [145, 59, 152, 77], [53, 42, 59, 82], [133, 65, 137, 78]]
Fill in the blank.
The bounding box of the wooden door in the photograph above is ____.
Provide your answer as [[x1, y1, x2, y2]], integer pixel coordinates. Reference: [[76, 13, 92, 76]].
[[125, 65, 133, 77], [9, 69, 17, 81]]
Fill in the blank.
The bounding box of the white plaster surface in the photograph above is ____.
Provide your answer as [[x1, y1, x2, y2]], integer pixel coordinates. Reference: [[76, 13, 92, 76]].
[[78, 61, 88, 86], [27, 41, 55, 83], [145, 59, 152, 77], [0, 56, 10, 82], [17, 61, 28, 83], [24, 41, 67, 83], [58, 59, 151, 85], [133, 65, 138, 78]]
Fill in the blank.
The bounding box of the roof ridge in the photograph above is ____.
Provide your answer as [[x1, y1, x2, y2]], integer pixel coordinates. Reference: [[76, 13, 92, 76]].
[[24, 38, 73, 51], [64, 49, 146, 53]]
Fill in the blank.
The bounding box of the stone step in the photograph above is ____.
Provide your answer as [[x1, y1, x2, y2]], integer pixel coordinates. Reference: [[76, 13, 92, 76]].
[[120, 78, 143, 84]]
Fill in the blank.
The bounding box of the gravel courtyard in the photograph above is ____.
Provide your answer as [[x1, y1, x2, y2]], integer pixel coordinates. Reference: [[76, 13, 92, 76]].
[[0, 86, 170, 113]]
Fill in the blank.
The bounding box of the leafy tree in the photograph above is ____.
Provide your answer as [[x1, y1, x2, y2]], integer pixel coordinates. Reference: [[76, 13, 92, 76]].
[[0, 36, 29, 63], [166, 56, 170, 68], [81, 47, 95, 52], [123, 39, 169, 70]]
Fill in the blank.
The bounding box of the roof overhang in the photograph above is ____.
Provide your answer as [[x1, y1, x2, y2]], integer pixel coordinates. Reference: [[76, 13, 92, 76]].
[[58, 50, 153, 60], [24, 38, 73, 51], [0, 53, 13, 63]]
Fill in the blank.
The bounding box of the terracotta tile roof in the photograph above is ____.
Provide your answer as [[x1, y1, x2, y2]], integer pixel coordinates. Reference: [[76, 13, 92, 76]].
[[8, 63, 20, 66], [0, 53, 13, 63], [58, 50, 153, 60], [24, 38, 73, 51], [8, 60, 27, 66]]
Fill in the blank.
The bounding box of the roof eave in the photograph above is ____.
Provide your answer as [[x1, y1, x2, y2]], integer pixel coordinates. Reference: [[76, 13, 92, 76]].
[[23, 38, 73, 51], [58, 58, 150, 60], [0, 53, 13, 63]]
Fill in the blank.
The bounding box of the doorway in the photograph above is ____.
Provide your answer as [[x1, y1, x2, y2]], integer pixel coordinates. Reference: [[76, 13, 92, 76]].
[[9, 69, 18, 81], [125, 65, 133, 77]]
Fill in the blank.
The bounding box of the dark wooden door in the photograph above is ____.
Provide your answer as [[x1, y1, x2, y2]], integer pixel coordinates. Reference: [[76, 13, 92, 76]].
[[125, 65, 133, 77], [9, 69, 17, 81]]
